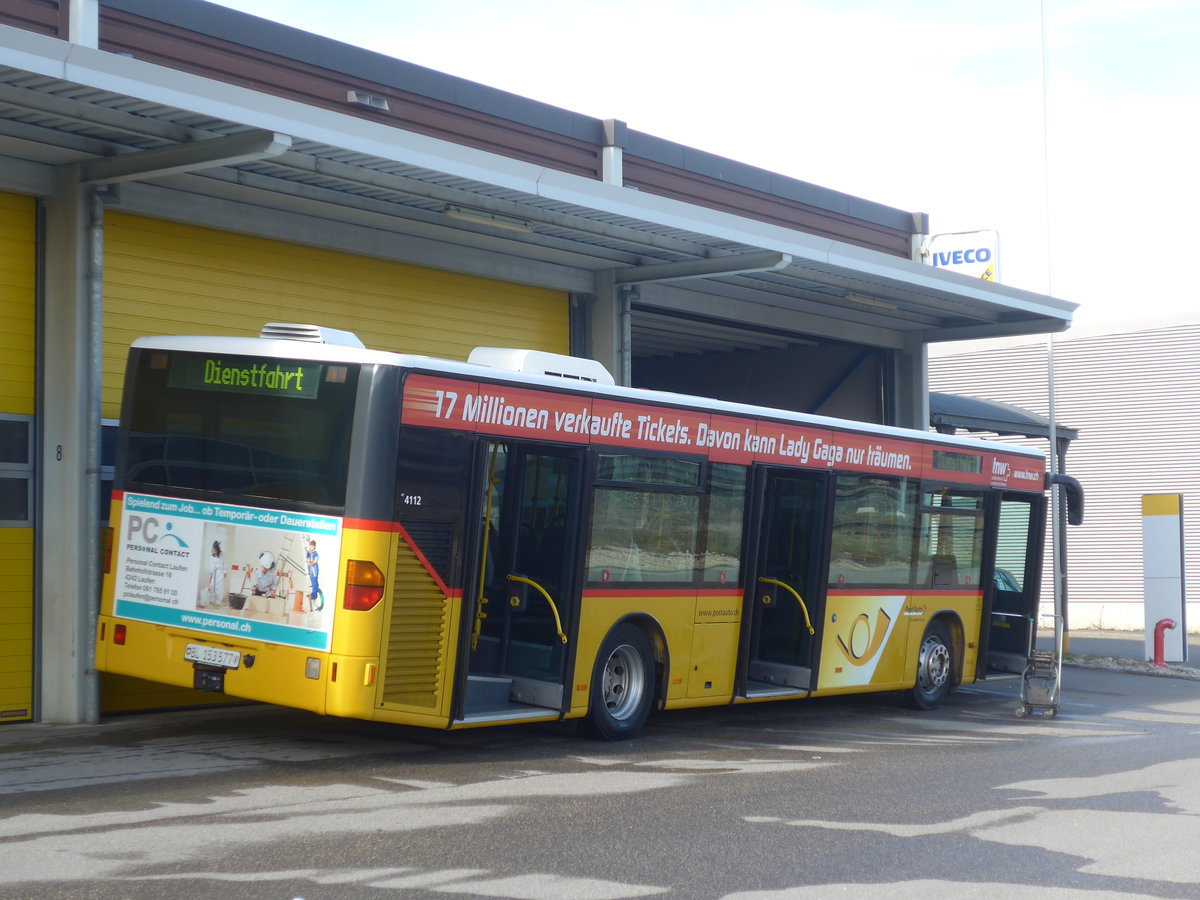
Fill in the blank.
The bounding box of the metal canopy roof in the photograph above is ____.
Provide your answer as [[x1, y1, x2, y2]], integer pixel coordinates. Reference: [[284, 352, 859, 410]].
[[930, 392, 1078, 443], [0, 26, 1077, 349]]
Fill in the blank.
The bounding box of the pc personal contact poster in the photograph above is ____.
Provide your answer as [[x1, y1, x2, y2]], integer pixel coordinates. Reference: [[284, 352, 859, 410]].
[[113, 492, 342, 651]]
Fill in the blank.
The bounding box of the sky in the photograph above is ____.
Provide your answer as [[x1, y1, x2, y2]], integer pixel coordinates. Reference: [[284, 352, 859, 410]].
[[206, 0, 1200, 331]]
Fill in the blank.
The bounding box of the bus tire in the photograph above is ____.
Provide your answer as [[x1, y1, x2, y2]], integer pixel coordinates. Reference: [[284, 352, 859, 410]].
[[584, 623, 654, 740], [907, 619, 954, 710]]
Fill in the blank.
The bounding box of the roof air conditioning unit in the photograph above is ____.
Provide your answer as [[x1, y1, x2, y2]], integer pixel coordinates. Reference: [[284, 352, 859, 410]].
[[259, 323, 365, 348], [468, 347, 614, 385]]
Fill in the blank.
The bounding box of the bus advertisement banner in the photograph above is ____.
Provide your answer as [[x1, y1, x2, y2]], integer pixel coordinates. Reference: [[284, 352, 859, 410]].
[[112, 492, 342, 651], [401, 374, 1045, 491]]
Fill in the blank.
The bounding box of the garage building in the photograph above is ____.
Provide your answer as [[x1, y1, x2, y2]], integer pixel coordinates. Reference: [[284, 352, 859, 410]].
[[0, 0, 1076, 723]]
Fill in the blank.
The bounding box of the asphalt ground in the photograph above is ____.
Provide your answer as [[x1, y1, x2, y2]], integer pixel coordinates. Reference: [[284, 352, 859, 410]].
[[4, 647, 1200, 899], [1, 628, 1196, 755]]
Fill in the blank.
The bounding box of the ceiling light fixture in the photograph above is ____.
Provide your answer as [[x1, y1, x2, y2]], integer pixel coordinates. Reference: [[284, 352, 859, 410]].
[[845, 293, 898, 311], [443, 205, 533, 234]]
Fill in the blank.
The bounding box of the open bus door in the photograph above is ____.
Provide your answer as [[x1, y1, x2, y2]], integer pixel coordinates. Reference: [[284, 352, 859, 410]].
[[1017, 473, 1083, 718], [458, 441, 584, 725], [980, 492, 1046, 677], [740, 468, 830, 697]]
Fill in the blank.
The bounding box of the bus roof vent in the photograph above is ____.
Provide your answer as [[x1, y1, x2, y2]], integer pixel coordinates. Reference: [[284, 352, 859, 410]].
[[468, 347, 615, 385], [259, 323, 365, 348]]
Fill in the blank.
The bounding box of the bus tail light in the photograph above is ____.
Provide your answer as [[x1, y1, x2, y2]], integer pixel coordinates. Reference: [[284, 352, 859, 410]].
[[344, 560, 385, 611], [114, 624, 126, 645]]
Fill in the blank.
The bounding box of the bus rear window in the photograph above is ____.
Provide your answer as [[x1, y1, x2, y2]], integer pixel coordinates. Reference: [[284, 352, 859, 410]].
[[121, 350, 360, 509]]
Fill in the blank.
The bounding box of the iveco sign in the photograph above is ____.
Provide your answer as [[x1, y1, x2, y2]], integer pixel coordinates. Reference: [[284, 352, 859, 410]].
[[924, 229, 999, 282]]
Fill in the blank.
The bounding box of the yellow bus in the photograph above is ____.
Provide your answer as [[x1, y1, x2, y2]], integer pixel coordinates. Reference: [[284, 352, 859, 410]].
[[96, 324, 1080, 738]]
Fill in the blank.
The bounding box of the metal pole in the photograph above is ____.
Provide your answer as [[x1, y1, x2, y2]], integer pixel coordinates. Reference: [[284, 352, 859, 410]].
[[619, 286, 633, 387], [1047, 334, 1064, 681], [82, 187, 104, 723]]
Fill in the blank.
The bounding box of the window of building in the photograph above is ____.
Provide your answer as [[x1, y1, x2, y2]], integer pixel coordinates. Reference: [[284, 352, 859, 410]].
[[0, 415, 33, 526]]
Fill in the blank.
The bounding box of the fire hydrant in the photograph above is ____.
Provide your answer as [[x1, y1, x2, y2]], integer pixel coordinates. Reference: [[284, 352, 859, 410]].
[[1154, 618, 1177, 668]]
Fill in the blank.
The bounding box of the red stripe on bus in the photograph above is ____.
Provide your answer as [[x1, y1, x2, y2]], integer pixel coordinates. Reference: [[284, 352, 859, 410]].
[[342, 518, 401, 532], [341, 518, 453, 596], [394, 521, 453, 597], [581, 588, 742, 598]]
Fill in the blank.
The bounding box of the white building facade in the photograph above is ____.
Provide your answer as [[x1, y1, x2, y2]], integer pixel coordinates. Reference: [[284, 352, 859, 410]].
[[930, 317, 1200, 633]]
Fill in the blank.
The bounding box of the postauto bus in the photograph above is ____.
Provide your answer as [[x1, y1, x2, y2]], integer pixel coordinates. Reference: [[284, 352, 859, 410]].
[[97, 324, 1080, 738]]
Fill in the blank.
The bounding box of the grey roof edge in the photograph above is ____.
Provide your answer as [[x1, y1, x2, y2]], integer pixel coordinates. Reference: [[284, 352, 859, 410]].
[[103, 0, 918, 234], [826, 241, 1078, 318], [623, 131, 915, 233], [102, 0, 599, 141]]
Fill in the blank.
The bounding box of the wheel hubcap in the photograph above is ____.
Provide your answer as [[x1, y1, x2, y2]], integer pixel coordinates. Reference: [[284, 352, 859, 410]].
[[602, 643, 646, 721], [917, 635, 950, 694]]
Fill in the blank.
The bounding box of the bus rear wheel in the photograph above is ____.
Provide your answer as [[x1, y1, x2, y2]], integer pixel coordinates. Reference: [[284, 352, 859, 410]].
[[908, 619, 954, 710], [584, 623, 654, 740]]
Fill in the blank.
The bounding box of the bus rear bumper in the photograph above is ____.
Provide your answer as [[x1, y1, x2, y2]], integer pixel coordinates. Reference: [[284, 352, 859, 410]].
[[97, 615, 329, 714]]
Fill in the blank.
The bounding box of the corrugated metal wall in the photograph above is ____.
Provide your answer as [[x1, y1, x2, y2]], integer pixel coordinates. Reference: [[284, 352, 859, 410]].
[[930, 322, 1200, 633], [102, 212, 569, 419], [99, 211, 569, 710], [0, 191, 36, 724]]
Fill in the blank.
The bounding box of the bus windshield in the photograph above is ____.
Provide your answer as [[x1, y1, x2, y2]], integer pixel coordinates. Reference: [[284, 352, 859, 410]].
[[120, 349, 360, 510]]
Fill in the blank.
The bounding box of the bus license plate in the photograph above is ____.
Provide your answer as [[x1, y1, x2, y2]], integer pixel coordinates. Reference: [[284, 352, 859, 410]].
[[184, 643, 241, 670]]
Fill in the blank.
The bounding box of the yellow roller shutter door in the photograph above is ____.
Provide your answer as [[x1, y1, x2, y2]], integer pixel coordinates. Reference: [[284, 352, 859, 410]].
[[101, 213, 568, 417], [100, 213, 568, 711], [0, 192, 35, 724]]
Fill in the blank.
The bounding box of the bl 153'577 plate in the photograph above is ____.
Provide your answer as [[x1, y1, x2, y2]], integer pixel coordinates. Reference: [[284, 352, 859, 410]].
[[184, 643, 241, 669]]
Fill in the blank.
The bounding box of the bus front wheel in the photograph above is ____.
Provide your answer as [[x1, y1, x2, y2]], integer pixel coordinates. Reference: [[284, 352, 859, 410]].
[[584, 623, 654, 740], [908, 619, 954, 710]]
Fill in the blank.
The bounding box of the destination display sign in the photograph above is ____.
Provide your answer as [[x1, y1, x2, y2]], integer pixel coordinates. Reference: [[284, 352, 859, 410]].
[[401, 374, 1045, 491], [167, 355, 324, 399]]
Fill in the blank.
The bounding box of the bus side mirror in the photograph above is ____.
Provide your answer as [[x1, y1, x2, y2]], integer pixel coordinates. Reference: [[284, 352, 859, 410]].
[[1046, 473, 1084, 526]]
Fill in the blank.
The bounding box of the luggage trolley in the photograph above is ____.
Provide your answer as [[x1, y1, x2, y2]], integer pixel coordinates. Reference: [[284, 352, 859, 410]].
[[1018, 614, 1062, 718]]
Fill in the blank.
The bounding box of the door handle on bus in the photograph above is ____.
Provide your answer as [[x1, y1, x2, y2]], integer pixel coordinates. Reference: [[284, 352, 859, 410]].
[[506, 574, 568, 644], [757, 577, 816, 636]]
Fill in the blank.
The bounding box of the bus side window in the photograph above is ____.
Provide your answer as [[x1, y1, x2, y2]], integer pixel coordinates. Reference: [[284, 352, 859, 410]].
[[702, 463, 746, 585], [587, 488, 699, 584], [828, 475, 917, 587], [586, 494, 644, 583], [917, 487, 984, 589], [586, 452, 705, 586]]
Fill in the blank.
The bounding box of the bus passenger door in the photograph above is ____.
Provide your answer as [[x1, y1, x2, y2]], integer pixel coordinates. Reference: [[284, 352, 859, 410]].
[[981, 493, 1045, 675], [463, 441, 583, 719], [742, 468, 829, 694]]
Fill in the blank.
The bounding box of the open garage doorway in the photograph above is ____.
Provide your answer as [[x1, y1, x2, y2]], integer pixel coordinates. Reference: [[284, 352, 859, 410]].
[[630, 309, 890, 424]]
